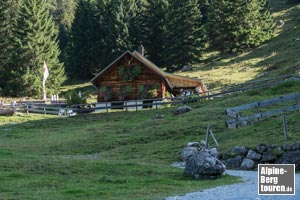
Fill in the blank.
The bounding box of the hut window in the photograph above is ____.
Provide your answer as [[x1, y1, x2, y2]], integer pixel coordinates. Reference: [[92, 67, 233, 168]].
[[138, 84, 157, 99], [119, 85, 132, 100], [102, 86, 114, 101]]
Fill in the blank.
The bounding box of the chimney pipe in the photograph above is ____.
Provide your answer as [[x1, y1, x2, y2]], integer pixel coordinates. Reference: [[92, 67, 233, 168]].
[[138, 44, 144, 56]]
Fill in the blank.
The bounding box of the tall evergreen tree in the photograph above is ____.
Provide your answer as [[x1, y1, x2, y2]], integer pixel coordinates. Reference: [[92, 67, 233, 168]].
[[164, 0, 205, 71], [105, 0, 134, 62], [12, 0, 65, 97], [127, 0, 145, 48], [140, 0, 169, 67], [0, 0, 18, 95], [66, 0, 99, 79], [48, 0, 76, 62], [207, 0, 274, 53], [198, 0, 210, 24]]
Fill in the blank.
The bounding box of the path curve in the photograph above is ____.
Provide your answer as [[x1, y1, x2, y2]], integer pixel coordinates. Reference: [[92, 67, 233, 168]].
[[165, 170, 300, 200]]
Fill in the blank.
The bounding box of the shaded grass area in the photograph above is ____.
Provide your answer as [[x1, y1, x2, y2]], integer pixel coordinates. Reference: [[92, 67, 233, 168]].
[[0, 107, 242, 199], [0, 154, 238, 200]]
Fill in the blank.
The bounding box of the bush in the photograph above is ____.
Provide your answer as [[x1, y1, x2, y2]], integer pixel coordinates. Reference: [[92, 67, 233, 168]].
[[65, 90, 86, 105]]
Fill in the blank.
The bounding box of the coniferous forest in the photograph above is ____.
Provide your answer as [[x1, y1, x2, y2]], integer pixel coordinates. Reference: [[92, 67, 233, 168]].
[[0, 0, 275, 98]]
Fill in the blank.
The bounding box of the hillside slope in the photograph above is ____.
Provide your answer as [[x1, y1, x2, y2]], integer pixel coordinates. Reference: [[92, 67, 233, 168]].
[[179, 1, 300, 89]]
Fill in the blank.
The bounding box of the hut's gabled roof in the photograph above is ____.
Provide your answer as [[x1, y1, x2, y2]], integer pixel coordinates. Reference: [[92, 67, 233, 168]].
[[91, 51, 207, 92]]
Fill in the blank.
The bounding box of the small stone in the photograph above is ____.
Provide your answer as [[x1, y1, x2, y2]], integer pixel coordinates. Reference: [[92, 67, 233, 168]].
[[256, 145, 267, 154], [232, 146, 248, 156], [283, 144, 293, 151], [261, 151, 276, 163], [276, 151, 300, 170], [181, 65, 193, 72], [247, 150, 262, 161], [174, 105, 192, 115], [209, 148, 218, 158], [240, 158, 255, 170], [272, 147, 283, 157], [186, 142, 200, 148], [292, 143, 300, 151], [226, 155, 243, 169], [221, 152, 229, 160]]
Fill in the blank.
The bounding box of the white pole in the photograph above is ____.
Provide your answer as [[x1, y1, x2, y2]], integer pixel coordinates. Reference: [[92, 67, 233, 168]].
[[42, 60, 49, 102], [43, 84, 46, 102]]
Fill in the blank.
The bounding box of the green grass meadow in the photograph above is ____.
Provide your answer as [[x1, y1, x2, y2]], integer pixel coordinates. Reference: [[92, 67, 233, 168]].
[[1, 80, 300, 199], [0, 108, 242, 200]]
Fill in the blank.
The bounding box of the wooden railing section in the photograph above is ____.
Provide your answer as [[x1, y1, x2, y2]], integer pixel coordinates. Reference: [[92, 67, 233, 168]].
[[225, 93, 300, 128]]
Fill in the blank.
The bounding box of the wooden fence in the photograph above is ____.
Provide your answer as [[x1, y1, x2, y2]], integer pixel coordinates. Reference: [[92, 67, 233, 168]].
[[1, 73, 299, 116], [0, 103, 76, 116], [93, 74, 300, 113], [94, 98, 184, 112], [206, 73, 300, 97], [24, 104, 83, 116], [225, 93, 300, 128]]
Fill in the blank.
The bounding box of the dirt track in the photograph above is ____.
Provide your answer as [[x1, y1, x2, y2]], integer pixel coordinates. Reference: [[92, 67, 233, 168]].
[[165, 170, 300, 200]]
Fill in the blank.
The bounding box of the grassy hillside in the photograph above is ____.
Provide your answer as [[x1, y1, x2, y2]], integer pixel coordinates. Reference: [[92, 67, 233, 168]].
[[1, 80, 300, 199], [180, 0, 300, 89]]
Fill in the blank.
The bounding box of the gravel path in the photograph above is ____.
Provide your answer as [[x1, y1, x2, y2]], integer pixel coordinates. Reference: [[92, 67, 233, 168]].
[[165, 170, 300, 200]]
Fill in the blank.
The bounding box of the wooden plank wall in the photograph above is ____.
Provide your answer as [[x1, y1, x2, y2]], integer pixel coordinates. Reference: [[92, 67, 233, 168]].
[[96, 57, 165, 102]]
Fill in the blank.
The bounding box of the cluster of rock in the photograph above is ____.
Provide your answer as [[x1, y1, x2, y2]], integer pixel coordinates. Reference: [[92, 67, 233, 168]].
[[179, 142, 300, 179], [182, 142, 226, 179], [219, 144, 300, 170]]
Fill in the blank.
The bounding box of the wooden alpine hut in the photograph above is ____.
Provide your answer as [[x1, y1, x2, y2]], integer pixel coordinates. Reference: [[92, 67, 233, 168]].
[[91, 47, 207, 102]]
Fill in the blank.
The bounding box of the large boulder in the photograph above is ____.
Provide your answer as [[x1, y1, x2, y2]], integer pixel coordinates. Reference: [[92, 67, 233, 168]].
[[185, 149, 225, 179]]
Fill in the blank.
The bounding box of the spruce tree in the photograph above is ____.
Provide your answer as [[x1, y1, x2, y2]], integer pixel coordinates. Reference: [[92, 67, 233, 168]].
[[198, 0, 210, 24], [140, 0, 169, 67], [105, 0, 133, 61], [66, 0, 99, 79], [48, 0, 76, 63], [0, 0, 18, 95], [207, 0, 274, 53], [12, 0, 65, 97], [164, 0, 205, 71]]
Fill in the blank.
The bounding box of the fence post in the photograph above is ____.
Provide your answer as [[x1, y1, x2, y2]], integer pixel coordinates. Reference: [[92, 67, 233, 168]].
[[125, 101, 128, 112], [105, 103, 108, 113], [283, 113, 288, 140], [205, 125, 210, 149], [44, 107, 46, 115], [135, 100, 138, 112], [26, 105, 29, 115], [209, 129, 219, 148]]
